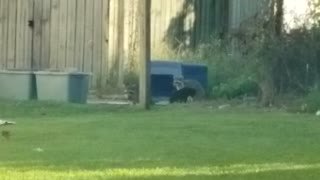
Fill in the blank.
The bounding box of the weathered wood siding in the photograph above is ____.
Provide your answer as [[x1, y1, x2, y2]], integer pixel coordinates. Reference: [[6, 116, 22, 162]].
[[0, 0, 109, 88], [228, 0, 270, 30], [107, 0, 230, 85], [0, 0, 268, 89], [0, 0, 33, 69], [108, 0, 269, 77]]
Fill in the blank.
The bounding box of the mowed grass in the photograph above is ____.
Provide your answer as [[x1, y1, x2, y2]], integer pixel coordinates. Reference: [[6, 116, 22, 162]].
[[0, 100, 320, 180]]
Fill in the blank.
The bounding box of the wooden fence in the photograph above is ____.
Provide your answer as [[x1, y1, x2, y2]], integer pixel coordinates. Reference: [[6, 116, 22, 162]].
[[228, 0, 270, 30], [0, 0, 109, 88], [0, 0, 268, 89]]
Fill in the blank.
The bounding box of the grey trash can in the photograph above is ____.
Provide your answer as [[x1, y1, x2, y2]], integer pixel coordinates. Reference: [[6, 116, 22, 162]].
[[0, 70, 36, 100]]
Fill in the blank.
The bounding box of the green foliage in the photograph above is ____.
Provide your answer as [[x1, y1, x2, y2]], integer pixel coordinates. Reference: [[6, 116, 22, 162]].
[[286, 90, 320, 114], [212, 76, 259, 99], [153, 36, 261, 99], [123, 71, 139, 88], [154, 1, 320, 103], [301, 90, 320, 113], [123, 71, 139, 103], [184, 37, 261, 99]]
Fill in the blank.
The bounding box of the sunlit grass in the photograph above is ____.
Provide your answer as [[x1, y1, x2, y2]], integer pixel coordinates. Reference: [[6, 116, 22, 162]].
[[1, 100, 320, 179], [1, 163, 320, 179]]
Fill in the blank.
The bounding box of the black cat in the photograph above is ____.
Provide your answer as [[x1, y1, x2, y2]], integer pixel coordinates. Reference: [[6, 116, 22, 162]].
[[169, 87, 196, 103]]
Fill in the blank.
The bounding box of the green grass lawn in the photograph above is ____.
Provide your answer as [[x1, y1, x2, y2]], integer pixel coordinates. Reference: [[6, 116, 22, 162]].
[[0, 100, 320, 180]]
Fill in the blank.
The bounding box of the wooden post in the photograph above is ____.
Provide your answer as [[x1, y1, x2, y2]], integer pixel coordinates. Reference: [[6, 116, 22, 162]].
[[138, 0, 151, 109]]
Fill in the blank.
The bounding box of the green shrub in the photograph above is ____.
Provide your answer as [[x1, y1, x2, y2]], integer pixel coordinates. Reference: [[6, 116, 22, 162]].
[[212, 76, 259, 99], [287, 90, 320, 113], [303, 90, 320, 113], [123, 72, 139, 103]]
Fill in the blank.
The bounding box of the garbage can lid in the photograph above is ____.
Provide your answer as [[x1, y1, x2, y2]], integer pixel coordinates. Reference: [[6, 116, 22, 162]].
[[34, 71, 92, 76], [0, 69, 34, 74]]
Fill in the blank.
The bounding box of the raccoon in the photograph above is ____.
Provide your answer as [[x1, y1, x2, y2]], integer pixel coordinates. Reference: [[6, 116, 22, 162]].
[[170, 87, 196, 103], [123, 72, 139, 104], [173, 78, 205, 100], [124, 83, 139, 104]]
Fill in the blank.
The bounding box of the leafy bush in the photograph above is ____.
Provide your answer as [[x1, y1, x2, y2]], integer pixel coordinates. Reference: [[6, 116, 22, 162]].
[[123, 72, 139, 103], [152, 6, 320, 104], [286, 90, 320, 114], [212, 76, 259, 99], [303, 90, 320, 113]]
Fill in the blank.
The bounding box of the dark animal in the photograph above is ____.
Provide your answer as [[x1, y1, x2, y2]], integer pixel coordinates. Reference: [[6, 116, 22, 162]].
[[170, 87, 196, 103], [124, 84, 139, 104], [173, 78, 205, 100], [0, 120, 15, 141], [1, 130, 10, 140]]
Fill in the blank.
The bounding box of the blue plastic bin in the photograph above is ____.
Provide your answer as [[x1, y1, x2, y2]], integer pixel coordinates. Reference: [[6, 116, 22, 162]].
[[181, 63, 208, 89], [151, 60, 208, 100], [151, 74, 174, 98]]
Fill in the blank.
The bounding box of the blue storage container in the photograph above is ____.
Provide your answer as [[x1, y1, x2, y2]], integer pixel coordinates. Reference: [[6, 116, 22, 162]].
[[151, 61, 183, 78], [151, 60, 208, 101], [151, 74, 174, 99], [181, 63, 208, 89]]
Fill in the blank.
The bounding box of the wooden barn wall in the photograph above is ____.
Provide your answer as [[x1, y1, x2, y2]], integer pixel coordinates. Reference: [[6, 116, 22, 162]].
[[228, 0, 271, 31], [0, 0, 109, 88], [108, 0, 229, 85], [0, 0, 33, 70], [0, 0, 268, 90]]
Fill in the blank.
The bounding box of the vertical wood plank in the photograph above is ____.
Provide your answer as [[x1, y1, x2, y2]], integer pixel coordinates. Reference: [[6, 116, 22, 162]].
[[235, 0, 241, 29], [200, 0, 207, 42], [33, 0, 43, 70], [101, 0, 109, 88], [66, 0, 76, 68], [127, 0, 138, 71], [41, 0, 51, 69], [169, 0, 176, 39], [50, 0, 60, 69], [24, 0, 34, 69], [107, 0, 118, 83], [159, 0, 166, 44], [15, 0, 23, 69], [150, 0, 157, 49], [16, 0, 31, 69], [84, 0, 94, 74], [182, 0, 192, 48], [215, 0, 221, 32], [75, 0, 85, 71], [180, 0, 189, 47], [166, 0, 171, 37], [189, 0, 197, 48], [93, 0, 103, 87], [205, 0, 213, 37], [0, 0, 6, 68], [58, 0, 68, 69], [123, 0, 130, 71], [117, 0, 125, 86], [84, 0, 94, 87], [243, 0, 248, 21], [229, 0, 237, 30], [154, 0, 162, 46], [7, 0, 17, 69], [194, 0, 201, 45]]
